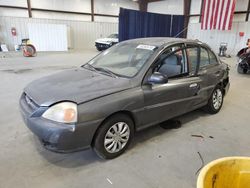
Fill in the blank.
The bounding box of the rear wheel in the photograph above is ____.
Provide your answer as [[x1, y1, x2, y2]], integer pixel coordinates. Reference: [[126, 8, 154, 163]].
[[23, 44, 36, 57], [96, 47, 101, 51], [237, 63, 248, 74], [204, 86, 224, 114], [93, 114, 134, 159]]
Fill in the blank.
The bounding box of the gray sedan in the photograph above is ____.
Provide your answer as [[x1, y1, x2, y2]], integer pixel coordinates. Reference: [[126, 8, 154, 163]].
[[20, 38, 230, 159]]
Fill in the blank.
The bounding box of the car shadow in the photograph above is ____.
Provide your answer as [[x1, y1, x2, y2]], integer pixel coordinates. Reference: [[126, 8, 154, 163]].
[[34, 138, 103, 168], [131, 109, 208, 148], [37, 109, 209, 168]]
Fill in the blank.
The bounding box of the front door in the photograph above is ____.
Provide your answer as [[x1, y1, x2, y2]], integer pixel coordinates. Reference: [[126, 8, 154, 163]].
[[141, 44, 202, 128]]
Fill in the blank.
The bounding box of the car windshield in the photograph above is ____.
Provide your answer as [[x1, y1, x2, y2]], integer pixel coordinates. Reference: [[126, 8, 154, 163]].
[[108, 34, 118, 38], [85, 43, 158, 78]]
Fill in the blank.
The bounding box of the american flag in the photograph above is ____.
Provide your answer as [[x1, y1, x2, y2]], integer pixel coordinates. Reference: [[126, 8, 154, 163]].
[[201, 0, 236, 30]]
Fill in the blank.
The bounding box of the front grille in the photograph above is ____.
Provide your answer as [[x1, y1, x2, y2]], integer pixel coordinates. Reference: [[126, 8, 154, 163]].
[[95, 42, 109, 48], [24, 93, 39, 111]]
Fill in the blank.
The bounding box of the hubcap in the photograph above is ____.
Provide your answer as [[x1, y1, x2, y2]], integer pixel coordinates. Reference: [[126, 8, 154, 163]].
[[212, 89, 223, 110], [104, 122, 130, 153]]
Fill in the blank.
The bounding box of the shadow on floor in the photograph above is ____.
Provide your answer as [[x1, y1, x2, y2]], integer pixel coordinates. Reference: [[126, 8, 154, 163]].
[[37, 109, 209, 168]]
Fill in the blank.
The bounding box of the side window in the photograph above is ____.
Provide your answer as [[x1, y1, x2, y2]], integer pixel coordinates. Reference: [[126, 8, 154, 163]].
[[186, 46, 198, 75], [208, 49, 218, 65], [200, 47, 210, 68], [155, 45, 188, 78]]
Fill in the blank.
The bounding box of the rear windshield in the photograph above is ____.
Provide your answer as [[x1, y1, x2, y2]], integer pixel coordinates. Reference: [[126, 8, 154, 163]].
[[108, 34, 118, 38]]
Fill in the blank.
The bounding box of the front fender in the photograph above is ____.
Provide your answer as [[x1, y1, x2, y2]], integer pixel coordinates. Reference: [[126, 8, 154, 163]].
[[77, 87, 144, 127]]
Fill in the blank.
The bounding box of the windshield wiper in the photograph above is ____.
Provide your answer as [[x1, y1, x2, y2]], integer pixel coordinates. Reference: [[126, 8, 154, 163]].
[[83, 63, 118, 78], [95, 67, 118, 78], [83, 63, 97, 71]]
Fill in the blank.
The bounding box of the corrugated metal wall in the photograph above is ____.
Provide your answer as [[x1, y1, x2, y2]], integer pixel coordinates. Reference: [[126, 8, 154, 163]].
[[0, 16, 118, 50], [187, 21, 250, 55], [28, 23, 68, 51]]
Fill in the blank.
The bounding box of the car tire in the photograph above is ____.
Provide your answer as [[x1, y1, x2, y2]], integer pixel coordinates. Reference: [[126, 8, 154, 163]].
[[237, 65, 247, 74], [96, 48, 101, 51], [93, 114, 134, 159], [204, 86, 224, 114]]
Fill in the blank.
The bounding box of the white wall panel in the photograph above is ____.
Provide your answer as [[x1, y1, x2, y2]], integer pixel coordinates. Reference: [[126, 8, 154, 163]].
[[0, 0, 136, 21], [0, 16, 118, 51], [187, 21, 250, 55], [148, 0, 184, 15], [0, 0, 27, 7], [28, 23, 68, 51], [0, 17, 29, 50], [235, 0, 249, 11], [32, 11, 91, 21], [0, 8, 28, 17], [94, 16, 118, 23], [189, 16, 200, 23], [190, 0, 202, 15], [94, 0, 138, 15], [31, 0, 91, 13], [233, 14, 247, 22]]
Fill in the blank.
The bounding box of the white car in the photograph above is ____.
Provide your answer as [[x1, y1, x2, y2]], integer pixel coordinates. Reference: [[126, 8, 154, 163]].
[[95, 34, 118, 51]]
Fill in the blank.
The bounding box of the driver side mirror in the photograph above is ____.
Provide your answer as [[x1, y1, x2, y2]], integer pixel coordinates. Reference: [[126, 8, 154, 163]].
[[148, 72, 168, 84]]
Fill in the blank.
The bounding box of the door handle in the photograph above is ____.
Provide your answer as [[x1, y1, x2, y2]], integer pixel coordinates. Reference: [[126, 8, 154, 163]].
[[214, 71, 222, 77], [189, 83, 199, 88], [189, 83, 200, 96]]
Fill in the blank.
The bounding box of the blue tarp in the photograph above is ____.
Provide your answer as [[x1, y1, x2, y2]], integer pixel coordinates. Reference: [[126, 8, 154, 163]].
[[119, 8, 185, 42]]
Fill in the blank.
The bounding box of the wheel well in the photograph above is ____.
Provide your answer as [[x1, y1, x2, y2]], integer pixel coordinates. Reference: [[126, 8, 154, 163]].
[[91, 111, 136, 146], [217, 78, 229, 95]]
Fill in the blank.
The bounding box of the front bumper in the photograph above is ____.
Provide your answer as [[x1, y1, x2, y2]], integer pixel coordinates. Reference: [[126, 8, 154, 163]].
[[19, 93, 101, 153], [222, 75, 230, 96], [224, 80, 230, 96]]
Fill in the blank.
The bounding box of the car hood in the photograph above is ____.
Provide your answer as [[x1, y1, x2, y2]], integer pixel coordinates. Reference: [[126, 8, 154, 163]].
[[24, 68, 132, 106], [95, 38, 118, 44]]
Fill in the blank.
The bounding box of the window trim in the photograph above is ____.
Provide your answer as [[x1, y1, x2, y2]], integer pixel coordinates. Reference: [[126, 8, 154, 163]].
[[185, 43, 200, 76], [207, 48, 219, 65], [151, 43, 189, 78], [142, 43, 186, 85], [198, 45, 219, 70]]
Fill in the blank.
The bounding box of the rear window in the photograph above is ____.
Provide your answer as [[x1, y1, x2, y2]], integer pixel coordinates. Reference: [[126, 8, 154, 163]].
[[200, 47, 210, 67], [186, 46, 198, 75], [208, 49, 218, 65]]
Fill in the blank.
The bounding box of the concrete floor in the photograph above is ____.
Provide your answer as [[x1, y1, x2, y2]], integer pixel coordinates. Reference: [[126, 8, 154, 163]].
[[0, 50, 250, 188]]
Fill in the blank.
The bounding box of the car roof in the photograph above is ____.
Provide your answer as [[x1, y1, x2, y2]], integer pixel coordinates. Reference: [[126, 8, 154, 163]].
[[121, 37, 205, 48]]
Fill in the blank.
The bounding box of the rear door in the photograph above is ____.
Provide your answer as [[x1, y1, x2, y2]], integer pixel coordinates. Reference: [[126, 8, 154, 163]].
[[197, 46, 222, 99]]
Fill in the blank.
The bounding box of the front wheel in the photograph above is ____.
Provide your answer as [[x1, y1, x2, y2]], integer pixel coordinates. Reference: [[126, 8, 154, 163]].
[[93, 114, 134, 159], [204, 86, 224, 114]]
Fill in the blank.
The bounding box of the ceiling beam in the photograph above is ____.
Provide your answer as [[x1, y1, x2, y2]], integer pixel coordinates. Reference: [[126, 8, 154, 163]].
[[0, 5, 27, 10], [183, 0, 191, 38], [138, 0, 148, 12], [27, 0, 32, 18], [246, 0, 250, 21], [137, 0, 163, 12], [147, 0, 163, 2], [199, 0, 204, 22], [91, 0, 94, 21]]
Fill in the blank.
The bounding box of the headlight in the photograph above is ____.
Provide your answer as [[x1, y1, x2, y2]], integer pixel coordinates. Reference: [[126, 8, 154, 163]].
[[42, 102, 77, 123]]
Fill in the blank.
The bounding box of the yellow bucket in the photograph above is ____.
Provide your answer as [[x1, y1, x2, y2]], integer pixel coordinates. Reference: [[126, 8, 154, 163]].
[[197, 157, 250, 188]]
